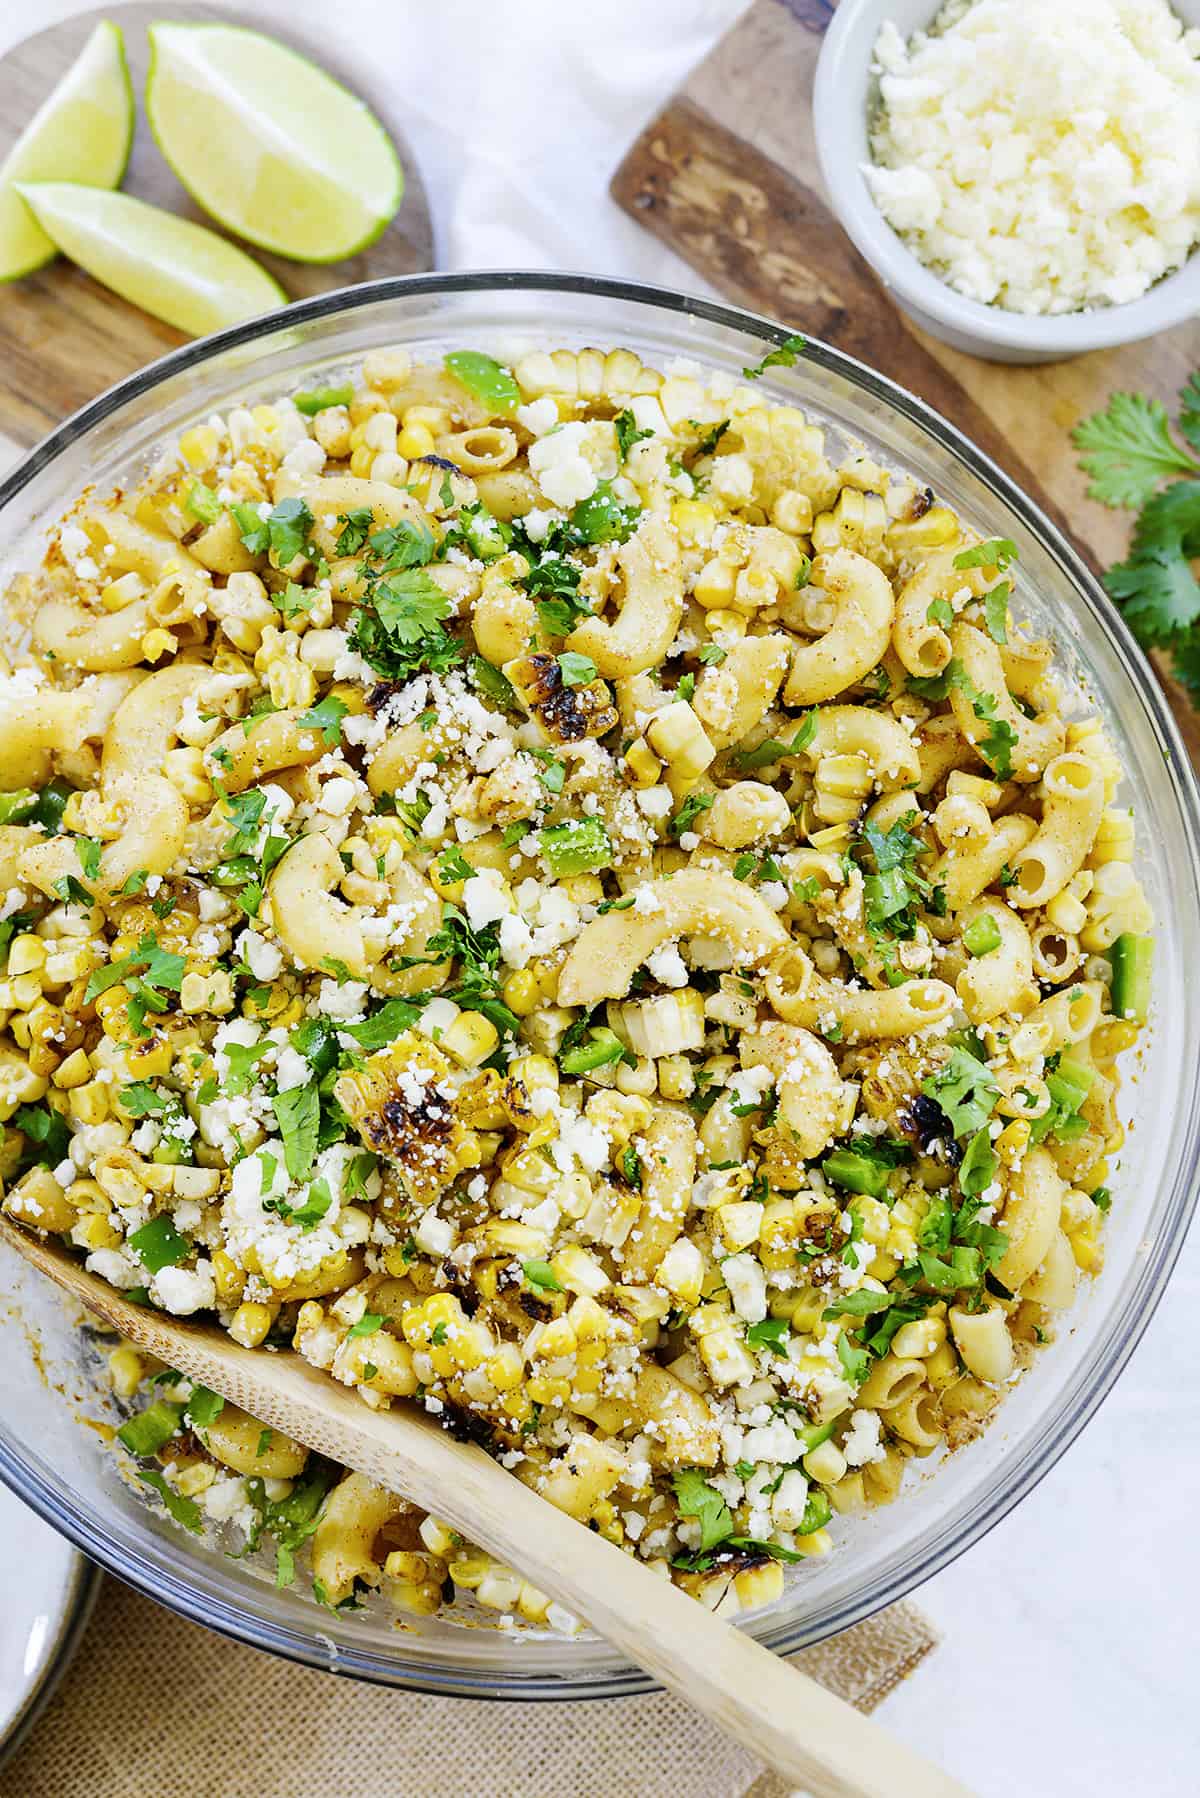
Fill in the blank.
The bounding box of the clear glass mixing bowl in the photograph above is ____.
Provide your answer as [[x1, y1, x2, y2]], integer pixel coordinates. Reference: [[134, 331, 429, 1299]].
[[1, 274, 1197, 1699]]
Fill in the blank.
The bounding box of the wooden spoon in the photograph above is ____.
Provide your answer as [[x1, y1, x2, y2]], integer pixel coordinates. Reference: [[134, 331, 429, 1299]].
[[2, 1219, 971, 1798]]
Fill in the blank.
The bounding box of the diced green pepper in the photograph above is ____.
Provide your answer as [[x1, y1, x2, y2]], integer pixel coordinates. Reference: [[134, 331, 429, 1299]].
[[0, 789, 37, 824], [822, 1148, 889, 1199], [539, 818, 612, 877], [292, 384, 354, 415], [1108, 933, 1153, 1024], [129, 1214, 188, 1275], [117, 1400, 183, 1457], [963, 914, 1001, 957], [444, 350, 520, 415]]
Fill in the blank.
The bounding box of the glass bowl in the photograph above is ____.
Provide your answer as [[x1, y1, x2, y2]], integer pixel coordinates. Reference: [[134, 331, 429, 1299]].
[[1, 273, 1197, 1699]]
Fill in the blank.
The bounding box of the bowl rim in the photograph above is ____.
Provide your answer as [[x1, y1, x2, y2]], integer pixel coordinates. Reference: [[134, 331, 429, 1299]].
[[813, 0, 1200, 355], [1, 268, 1199, 1699]]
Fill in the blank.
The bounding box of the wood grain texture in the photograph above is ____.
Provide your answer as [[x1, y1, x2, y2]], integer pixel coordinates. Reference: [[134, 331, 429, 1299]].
[[612, 0, 1200, 764], [0, 1220, 971, 1798], [0, 3, 433, 445]]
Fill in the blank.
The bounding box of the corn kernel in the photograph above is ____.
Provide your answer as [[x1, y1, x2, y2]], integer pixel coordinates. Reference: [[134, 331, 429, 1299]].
[[397, 422, 436, 459], [179, 424, 220, 468], [229, 1302, 275, 1348], [623, 737, 662, 788], [501, 970, 539, 1016], [440, 1011, 500, 1068], [107, 1344, 146, 1398]]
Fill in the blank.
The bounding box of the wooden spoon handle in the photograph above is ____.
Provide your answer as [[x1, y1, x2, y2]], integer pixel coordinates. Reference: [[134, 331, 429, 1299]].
[[3, 1222, 971, 1797]]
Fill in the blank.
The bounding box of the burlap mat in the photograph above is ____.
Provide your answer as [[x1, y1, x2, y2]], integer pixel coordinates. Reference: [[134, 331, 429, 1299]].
[[3, 1576, 935, 1797]]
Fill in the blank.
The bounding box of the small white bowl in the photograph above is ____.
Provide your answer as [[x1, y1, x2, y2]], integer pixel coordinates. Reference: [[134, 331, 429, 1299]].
[[813, 0, 1200, 363]]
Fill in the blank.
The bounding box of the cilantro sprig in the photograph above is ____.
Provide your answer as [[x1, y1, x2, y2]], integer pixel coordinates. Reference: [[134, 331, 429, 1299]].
[[1073, 374, 1200, 700]]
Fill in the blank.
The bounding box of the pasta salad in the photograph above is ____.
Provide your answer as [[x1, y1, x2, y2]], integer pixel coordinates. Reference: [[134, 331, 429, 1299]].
[[0, 338, 1153, 1625]]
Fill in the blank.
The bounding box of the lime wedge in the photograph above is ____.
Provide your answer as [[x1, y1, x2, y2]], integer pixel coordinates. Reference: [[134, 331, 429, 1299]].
[[14, 184, 285, 336], [145, 23, 403, 264], [0, 21, 133, 282]]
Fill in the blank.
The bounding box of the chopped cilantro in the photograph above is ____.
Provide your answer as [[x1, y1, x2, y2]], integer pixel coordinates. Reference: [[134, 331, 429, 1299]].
[[272, 1082, 320, 1183], [614, 408, 653, 460], [522, 1259, 563, 1293], [742, 333, 806, 379]]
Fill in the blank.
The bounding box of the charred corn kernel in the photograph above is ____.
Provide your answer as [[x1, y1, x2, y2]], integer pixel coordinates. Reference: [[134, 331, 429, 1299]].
[[70, 1212, 120, 1251], [397, 421, 435, 459], [52, 1048, 91, 1089], [527, 1373, 572, 1405], [212, 1249, 246, 1307], [713, 1201, 763, 1253], [733, 564, 777, 613], [42, 944, 96, 987], [163, 746, 212, 805], [68, 1080, 109, 1124], [693, 557, 737, 610], [885, 505, 958, 554], [615, 1055, 657, 1097], [623, 736, 662, 787], [107, 1344, 145, 1398], [229, 1302, 275, 1349], [180, 970, 235, 1015], [179, 424, 220, 467], [733, 1560, 785, 1612], [645, 701, 715, 783], [501, 970, 539, 1017], [670, 498, 718, 545], [126, 1039, 172, 1079], [363, 347, 412, 390], [363, 411, 398, 453], [440, 1011, 500, 1068], [175, 1462, 217, 1499], [517, 1581, 552, 1623], [704, 608, 747, 639], [994, 1118, 1031, 1167], [583, 1090, 652, 1145], [771, 489, 814, 535], [552, 1245, 610, 1298], [418, 1515, 458, 1558], [7, 935, 45, 977], [485, 1343, 524, 1392], [656, 1055, 695, 1101], [657, 1236, 704, 1305], [891, 1316, 947, 1359]]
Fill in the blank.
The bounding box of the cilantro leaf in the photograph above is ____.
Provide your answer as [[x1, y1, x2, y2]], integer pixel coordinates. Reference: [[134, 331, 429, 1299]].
[[272, 1082, 320, 1183], [335, 508, 374, 556], [557, 651, 597, 688], [297, 694, 348, 748], [670, 790, 714, 837], [982, 582, 1011, 645], [521, 1259, 562, 1293], [341, 997, 425, 1051], [746, 1315, 791, 1355], [1104, 480, 1200, 645], [1072, 392, 1198, 509], [742, 333, 806, 379], [734, 714, 816, 770], [614, 408, 653, 460], [953, 538, 1017, 572], [672, 1469, 733, 1551], [920, 1047, 999, 1138], [1180, 373, 1200, 456], [139, 1469, 203, 1534]]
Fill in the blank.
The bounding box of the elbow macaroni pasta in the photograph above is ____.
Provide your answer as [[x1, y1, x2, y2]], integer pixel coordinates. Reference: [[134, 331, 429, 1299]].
[[0, 339, 1151, 1629]]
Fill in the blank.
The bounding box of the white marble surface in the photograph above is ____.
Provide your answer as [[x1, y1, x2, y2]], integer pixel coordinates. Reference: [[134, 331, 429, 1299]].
[[3, 3, 1199, 1793]]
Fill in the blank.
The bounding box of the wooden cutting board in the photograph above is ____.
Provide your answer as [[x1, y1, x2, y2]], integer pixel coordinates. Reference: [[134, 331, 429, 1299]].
[[0, 3, 433, 447], [612, 0, 1200, 763]]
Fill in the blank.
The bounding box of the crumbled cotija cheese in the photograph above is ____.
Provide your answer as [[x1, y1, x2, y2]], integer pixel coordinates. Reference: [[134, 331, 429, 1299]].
[[865, 0, 1200, 313]]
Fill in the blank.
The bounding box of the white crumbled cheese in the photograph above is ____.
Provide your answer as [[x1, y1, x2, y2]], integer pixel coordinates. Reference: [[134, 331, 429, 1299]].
[[498, 911, 534, 969], [462, 868, 513, 930], [273, 1045, 311, 1092], [151, 1260, 218, 1316], [281, 438, 325, 477], [708, 454, 755, 502], [527, 421, 598, 508], [319, 775, 361, 817], [317, 978, 369, 1021], [677, 830, 700, 852], [515, 396, 559, 435], [414, 1210, 456, 1256], [553, 1107, 611, 1175], [741, 1416, 803, 1463], [723, 1252, 768, 1323], [237, 927, 284, 982], [866, 0, 1200, 314], [84, 1246, 143, 1290], [645, 943, 689, 988], [635, 784, 674, 821], [842, 1407, 887, 1466]]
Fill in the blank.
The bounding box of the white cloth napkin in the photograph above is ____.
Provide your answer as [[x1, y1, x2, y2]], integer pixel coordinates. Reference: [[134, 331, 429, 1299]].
[[6, 0, 752, 288]]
